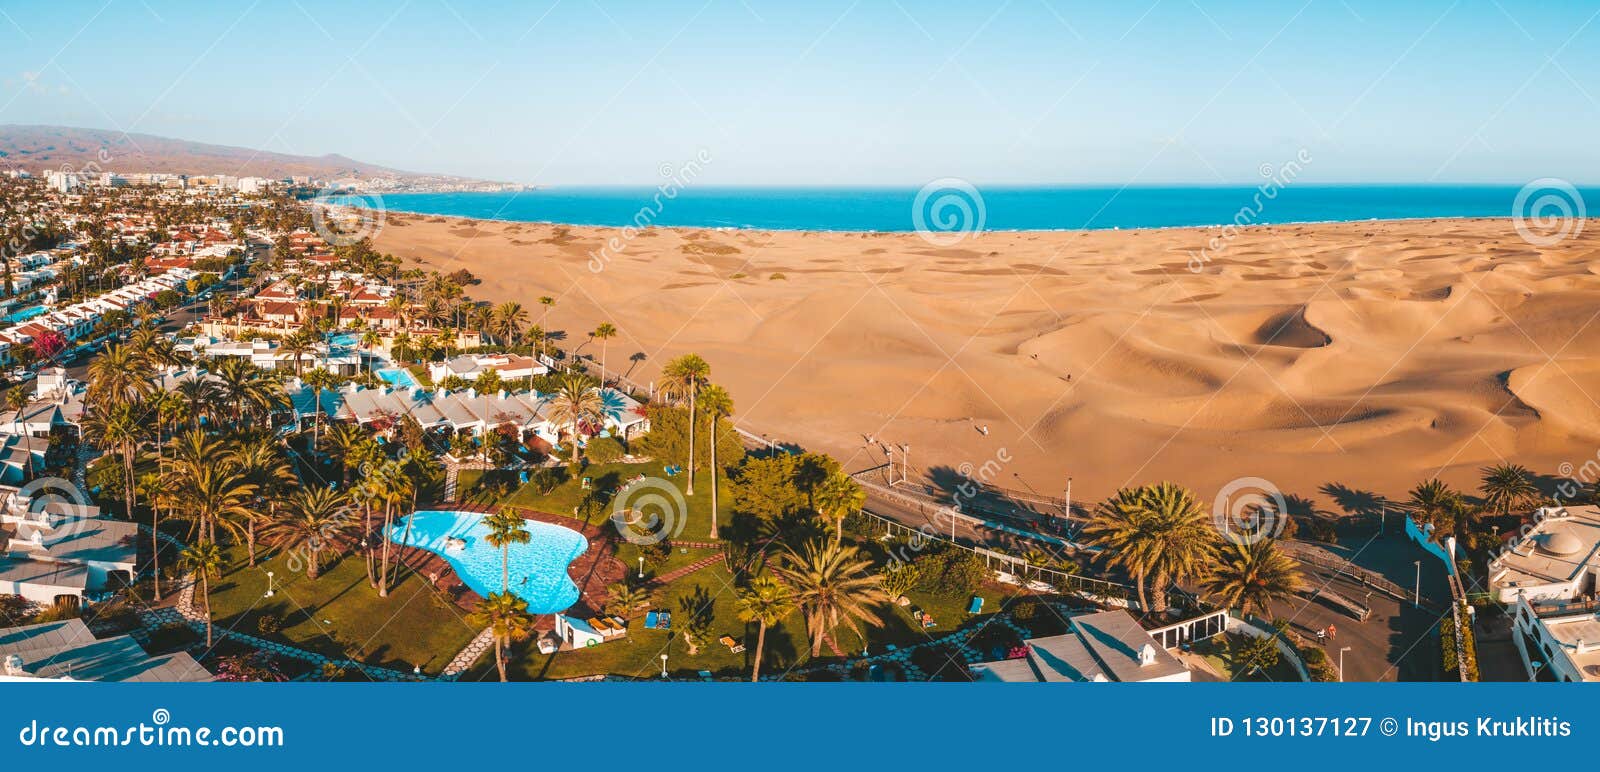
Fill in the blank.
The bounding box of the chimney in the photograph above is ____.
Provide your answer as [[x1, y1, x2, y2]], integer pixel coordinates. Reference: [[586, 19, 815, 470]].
[[1139, 643, 1157, 666]]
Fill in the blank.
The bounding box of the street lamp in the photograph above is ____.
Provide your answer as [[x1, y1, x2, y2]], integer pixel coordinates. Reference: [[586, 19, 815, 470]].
[[1413, 561, 1421, 607], [637, 556, 644, 579], [1338, 646, 1351, 682], [265, 570, 275, 598], [659, 653, 668, 679], [1530, 660, 1545, 682]]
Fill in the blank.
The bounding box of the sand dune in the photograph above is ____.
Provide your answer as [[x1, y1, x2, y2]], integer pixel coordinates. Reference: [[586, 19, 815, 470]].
[[376, 215, 1600, 513]]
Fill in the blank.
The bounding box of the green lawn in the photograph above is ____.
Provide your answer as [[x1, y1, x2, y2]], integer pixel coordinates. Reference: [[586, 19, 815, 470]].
[[483, 564, 814, 681], [203, 546, 480, 676], [498, 461, 735, 541], [1191, 633, 1305, 683], [478, 563, 1026, 681]]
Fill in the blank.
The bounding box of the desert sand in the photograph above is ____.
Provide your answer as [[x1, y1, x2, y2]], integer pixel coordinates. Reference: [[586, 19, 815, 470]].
[[375, 213, 1600, 515]]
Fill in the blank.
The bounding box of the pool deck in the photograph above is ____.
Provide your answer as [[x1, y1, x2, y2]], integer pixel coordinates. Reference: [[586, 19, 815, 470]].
[[429, 503, 628, 630]]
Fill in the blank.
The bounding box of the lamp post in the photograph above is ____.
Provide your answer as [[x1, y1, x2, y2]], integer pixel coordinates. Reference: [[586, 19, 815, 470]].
[[1530, 660, 1545, 682], [1413, 561, 1421, 607], [659, 653, 668, 679], [265, 570, 275, 598], [1338, 646, 1351, 682], [637, 556, 644, 579]]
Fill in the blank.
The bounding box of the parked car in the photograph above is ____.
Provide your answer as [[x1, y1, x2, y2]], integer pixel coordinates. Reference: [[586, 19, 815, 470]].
[[8, 369, 36, 382]]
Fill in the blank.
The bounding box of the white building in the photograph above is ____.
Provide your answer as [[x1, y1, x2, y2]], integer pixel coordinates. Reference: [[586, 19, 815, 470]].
[[428, 353, 547, 384], [1490, 505, 1600, 682], [0, 488, 133, 605], [0, 619, 212, 682], [969, 609, 1194, 682]]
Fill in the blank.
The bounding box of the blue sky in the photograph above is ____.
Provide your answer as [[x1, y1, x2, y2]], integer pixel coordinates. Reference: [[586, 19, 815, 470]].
[[1, 1, 1597, 185]]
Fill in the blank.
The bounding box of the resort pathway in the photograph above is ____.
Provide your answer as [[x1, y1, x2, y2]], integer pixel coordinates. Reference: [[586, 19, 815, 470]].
[[645, 552, 726, 588]]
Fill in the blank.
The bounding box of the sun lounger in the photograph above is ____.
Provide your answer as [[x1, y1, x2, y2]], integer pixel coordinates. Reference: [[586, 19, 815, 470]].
[[645, 611, 659, 629], [967, 596, 984, 614], [717, 635, 746, 653]]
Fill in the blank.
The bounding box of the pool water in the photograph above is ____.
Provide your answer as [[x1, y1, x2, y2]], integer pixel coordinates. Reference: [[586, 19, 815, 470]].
[[389, 510, 587, 613], [376, 367, 419, 389]]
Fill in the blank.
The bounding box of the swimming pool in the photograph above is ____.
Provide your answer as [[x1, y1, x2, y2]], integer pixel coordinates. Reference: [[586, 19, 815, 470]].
[[389, 510, 587, 613], [376, 367, 419, 389]]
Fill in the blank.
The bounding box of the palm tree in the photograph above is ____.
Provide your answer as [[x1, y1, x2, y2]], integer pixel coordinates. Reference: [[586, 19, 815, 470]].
[[363, 459, 414, 597], [812, 472, 866, 547], [591, 322, 617, 383], [278, 331, 315, 377], [603, 581, 651, 616], [86, 343, 154, 407], [230, 437, 295, 565], [697, 383, 736, 540], [735, 574, 795, 681], [1479, 463, 1539, 516], [82, 402, 146, 521], [1408, 478, 1461, 534], [163, 451, 261, 547], [773, 539, 889, 657], [467, 591, 535, 682], [321, 423, 371, 488], [537, 295, 555, 328], [1203, 538, 1304, 618], [181, 542, 225, 646], [660, 353, 711, 495], [262, 487, 351, 579], [360, 329, 382, 374], [1083, 482, 1217, 614], [492, 301, 527, 346], [544, 373, 603, 466], [483, 509, 531, 592]]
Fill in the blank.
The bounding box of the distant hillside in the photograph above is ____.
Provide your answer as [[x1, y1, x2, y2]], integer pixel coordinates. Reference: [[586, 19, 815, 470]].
[[0, 124, 481, 184]]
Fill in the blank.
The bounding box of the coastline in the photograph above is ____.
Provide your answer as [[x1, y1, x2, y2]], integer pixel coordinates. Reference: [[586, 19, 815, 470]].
[[366, 202, 1514, 238], [374, 213, 1600, 512]]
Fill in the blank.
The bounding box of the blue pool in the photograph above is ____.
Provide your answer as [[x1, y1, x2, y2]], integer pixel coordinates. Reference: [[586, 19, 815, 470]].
[[376, 367, 419, 389], [389, 510, 587, 613]]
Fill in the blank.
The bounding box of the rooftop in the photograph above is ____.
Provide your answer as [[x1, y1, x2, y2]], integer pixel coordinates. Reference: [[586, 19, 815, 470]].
[[0, 619, 211, 682], [1489, 505, 1600, 596]]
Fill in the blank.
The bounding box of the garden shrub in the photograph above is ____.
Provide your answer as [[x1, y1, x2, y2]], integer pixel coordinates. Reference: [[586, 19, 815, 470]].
[[585, 436, 626, 465]]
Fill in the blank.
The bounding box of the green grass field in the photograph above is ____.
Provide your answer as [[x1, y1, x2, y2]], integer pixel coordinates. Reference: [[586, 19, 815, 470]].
[[498, 460, 736, 541], [203, 546, 480, 676]]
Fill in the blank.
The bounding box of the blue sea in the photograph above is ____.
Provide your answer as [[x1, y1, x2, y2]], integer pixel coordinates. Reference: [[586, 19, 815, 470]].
[[352, 184, 1590, 232]]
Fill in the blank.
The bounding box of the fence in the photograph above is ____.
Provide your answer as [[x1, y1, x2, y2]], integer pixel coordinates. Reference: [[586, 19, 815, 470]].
[[856, 508, 1129, 604]]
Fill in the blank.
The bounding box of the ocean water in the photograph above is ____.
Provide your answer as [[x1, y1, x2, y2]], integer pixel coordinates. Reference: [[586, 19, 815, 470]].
[[351, 184, 1591, 233]]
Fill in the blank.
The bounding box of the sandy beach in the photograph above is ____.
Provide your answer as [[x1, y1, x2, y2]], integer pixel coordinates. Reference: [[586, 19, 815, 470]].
[[375, 213, 1600, 515]]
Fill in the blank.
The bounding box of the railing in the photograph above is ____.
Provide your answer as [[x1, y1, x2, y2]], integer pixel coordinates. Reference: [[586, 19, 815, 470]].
[[855, 508, 1128, 602], [1528, 597, 1600, 618], [1278, 539, 1415, 605]]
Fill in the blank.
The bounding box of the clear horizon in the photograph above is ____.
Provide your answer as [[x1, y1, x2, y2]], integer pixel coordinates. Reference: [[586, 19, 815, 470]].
[[2, 2, 1598, 186]]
